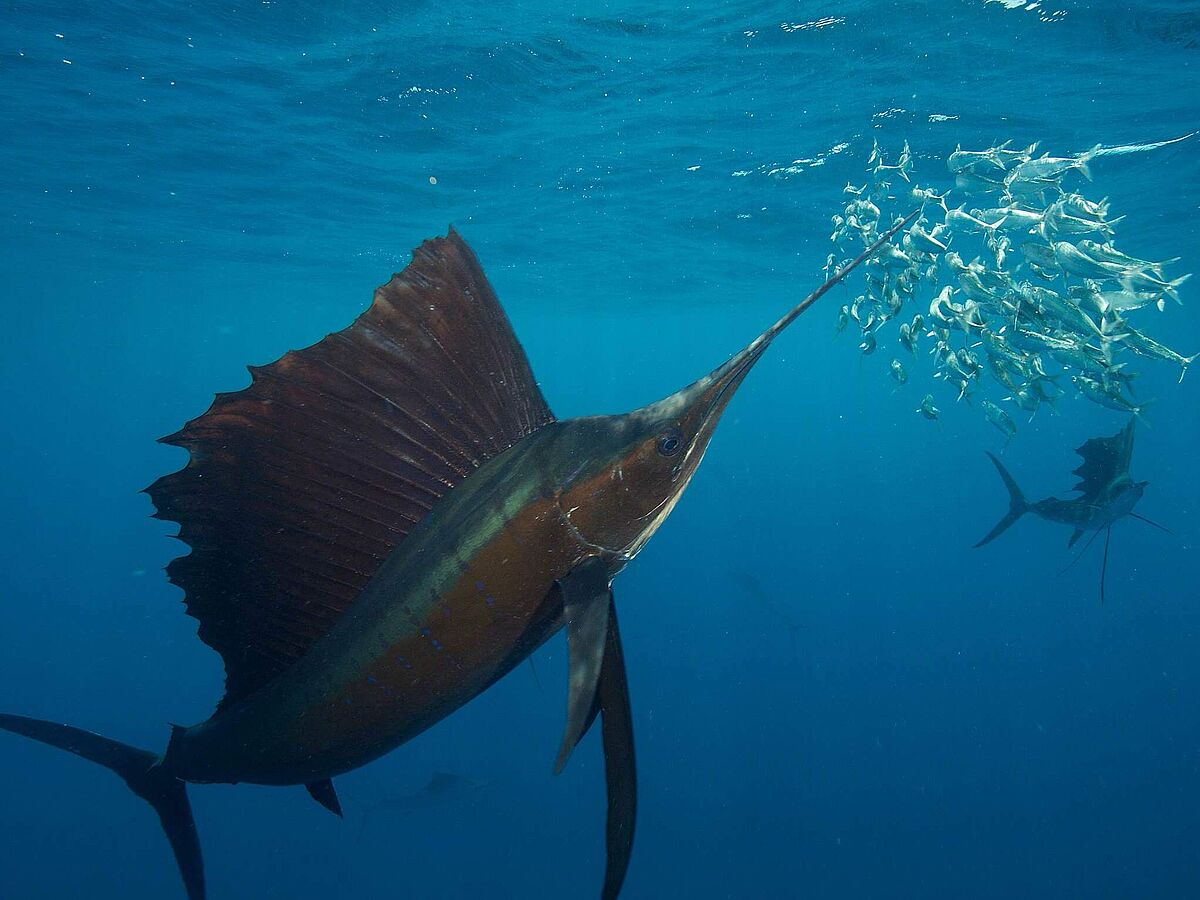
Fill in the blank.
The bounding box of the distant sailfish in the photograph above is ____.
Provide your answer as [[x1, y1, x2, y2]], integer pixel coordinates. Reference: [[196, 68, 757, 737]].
[[0, 214, 915, 899], [974, 420, 1168, 602]]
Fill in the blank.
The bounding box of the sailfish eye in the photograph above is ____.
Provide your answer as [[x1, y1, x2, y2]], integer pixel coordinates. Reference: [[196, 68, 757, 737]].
[[656, 429, 683, 457]]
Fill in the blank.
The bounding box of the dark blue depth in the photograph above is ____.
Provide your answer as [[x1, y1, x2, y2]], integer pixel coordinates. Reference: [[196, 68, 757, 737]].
[[2, 2, 1198, 897]]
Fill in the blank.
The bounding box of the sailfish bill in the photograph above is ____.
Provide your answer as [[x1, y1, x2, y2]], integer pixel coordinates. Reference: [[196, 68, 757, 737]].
[[0, 212, 915, 898]]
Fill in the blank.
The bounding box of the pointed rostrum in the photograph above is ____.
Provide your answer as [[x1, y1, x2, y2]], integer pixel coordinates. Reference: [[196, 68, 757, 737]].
[[146, 229, 555, 708]]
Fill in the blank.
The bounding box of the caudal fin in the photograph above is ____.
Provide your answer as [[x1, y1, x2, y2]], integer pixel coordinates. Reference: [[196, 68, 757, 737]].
[[974, 452, 1029, 547], [0, 713, 204, 899]]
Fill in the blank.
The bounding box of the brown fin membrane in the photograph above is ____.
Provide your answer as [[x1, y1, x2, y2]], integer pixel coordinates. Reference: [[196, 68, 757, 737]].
[[147, 229, 555, 709]]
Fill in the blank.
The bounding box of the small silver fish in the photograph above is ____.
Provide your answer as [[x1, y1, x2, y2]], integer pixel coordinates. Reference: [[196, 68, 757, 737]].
[[956, 172, 1006, 194], [1076, 240, 1178, 277], [943, 251, 969, 273], [1117, 270, 1191, 304], [981, 399, 1017, 438], [917, 393, 940, 420], [1122, 328, 1199, 381], [905, 223, 949, 254], [945, 205, 1004, 234], [973, 206, 1044, 232], [947, 146, 1006, 175], [1020, 243, 1059, 270], [890, 359, 908, 385], [1039, 201, 1123, 240], [1071, 374, 1145, 415], [835, 305, 850, 334], [1008, 147, 1098, 183], [910, 186, 950, 213], [1059, 193, 1109, 221], [1052, 241, 1126, 280], [876, 242, 915, 270]]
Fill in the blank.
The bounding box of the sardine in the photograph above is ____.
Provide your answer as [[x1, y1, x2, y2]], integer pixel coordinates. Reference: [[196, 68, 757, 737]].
[[1076, 240, 1179, 277], [1117, 270, 1191, 304], [1052, 241, 1127, 280], [917, 393, 940, 420], [981, 399, 1017, 437], [1008, 146, 1098, 183], [948, 146, 1006, 175], [835, 305, 850, 334]]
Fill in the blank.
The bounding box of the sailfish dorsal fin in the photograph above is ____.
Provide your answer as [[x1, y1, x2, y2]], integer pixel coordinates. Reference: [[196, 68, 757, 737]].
[[1071, 418, 1135, 502], [146, 229, 555, 709]]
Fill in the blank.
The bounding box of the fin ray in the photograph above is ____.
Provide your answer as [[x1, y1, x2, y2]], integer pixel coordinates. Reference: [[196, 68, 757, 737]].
[[147, 230, 555, 708]]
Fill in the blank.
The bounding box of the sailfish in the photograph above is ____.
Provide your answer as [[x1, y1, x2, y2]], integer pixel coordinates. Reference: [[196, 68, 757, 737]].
[[974, 419, 1169, 601], [0, 215, 912, 899]]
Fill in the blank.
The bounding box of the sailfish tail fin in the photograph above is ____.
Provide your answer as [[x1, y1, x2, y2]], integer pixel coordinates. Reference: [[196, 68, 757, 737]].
[[974, 452, 1029, 548], [0, 713, 205, 899]]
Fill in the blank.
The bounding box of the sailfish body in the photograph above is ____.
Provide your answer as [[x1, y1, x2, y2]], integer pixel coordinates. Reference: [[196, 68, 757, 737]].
[[974, 419, 1164, 602], [974, 419, 1144, 550], [0, 218, 913, 898]]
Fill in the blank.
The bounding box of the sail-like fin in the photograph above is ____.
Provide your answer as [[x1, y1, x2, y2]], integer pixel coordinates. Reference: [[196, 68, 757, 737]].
[[1068, 528, 1086, 548], [146, 229, 555, 709], [1072, 419, 1135, 502], [597, 604, 637, 900], [0, 713, 205, 900], [554, 557, 612, 775], [306, 779, 343, 817], [974, 452, 1029, 548]]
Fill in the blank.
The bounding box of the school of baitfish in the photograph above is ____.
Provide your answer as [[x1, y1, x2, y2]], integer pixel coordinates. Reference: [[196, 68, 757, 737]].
[[829, 134, 1195, 437]]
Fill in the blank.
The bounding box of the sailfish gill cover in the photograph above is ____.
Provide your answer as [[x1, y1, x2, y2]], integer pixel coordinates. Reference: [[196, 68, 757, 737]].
[[1, 2, 1199, 899]]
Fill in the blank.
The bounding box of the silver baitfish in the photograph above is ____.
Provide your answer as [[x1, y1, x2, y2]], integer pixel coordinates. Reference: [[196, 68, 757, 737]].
[[1076, 240, 1179, 277], [917, 393, 940, 420], [1007, 146, 1098, 184], [1052, 241, 1128, 280], [981, 399, 1017, 438], [835, 305, 850, 334]]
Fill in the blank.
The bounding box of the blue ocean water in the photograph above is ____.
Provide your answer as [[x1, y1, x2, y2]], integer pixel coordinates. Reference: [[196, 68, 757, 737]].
[[2, 1, 1199, 897]]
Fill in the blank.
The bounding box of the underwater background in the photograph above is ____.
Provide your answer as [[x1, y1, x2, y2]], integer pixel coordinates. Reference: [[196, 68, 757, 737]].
[[2, 1, 1199, 897]]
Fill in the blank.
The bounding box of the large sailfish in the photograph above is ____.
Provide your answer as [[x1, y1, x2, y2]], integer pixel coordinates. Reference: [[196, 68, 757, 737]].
[[0, 216, 912, 899]]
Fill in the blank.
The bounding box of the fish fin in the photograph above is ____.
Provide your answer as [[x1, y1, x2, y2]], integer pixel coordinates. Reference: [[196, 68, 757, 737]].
[[1129, 512, 1173, 535], [554, 557, 613, 774], [146, 230, 556, 709], [305, 779, 343, 818], [1078, 146, 1100, 180], [597, 604, 637, 900], [551, 570, 638, 898], [1166, 272, 1192, 303], [0, 714, 205, 899], [974, 452, 1028, 547], [1059, 527, 1103, 574], [1072, 420, 1136, 500], [1068, 528, 1085, 549], [1099, 525, 1112, 604]]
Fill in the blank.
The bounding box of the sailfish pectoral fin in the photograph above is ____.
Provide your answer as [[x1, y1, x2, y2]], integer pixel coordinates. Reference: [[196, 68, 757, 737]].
[[305, 779, 343, 817], [551, 560, 638, 898], [597, 603, 636, 900], [554, 557, 613, 775]]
